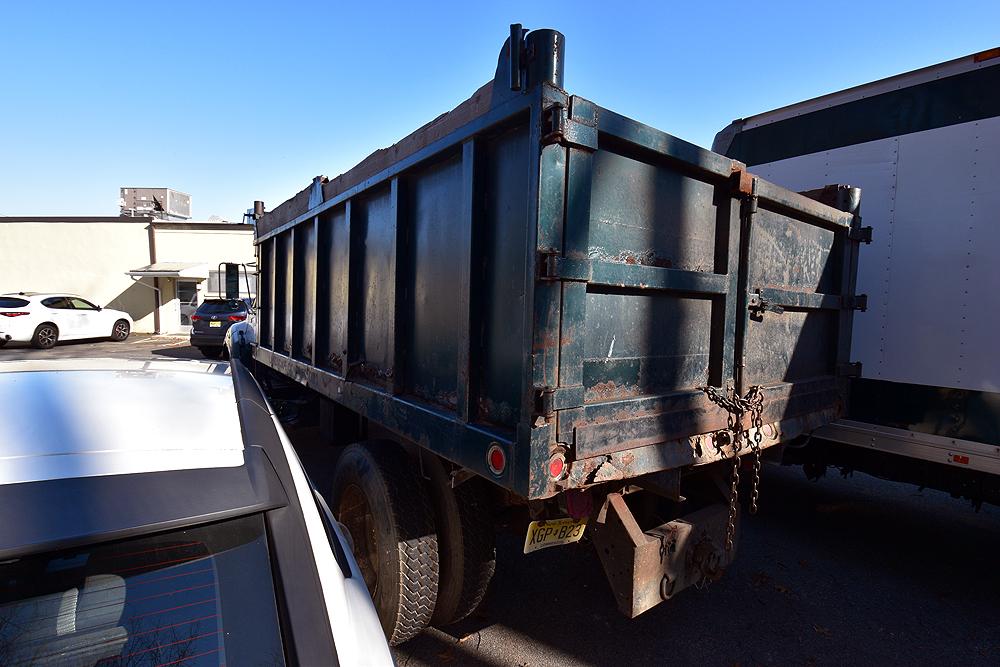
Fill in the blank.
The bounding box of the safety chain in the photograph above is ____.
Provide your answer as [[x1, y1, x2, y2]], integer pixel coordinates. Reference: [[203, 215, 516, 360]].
[[701, 384, 766, 551]]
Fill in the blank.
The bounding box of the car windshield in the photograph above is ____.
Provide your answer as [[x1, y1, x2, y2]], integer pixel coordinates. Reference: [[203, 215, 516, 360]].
[[0, 298, 29, 308], [197, 300, 245, 315], [0, 514, 285, 666]]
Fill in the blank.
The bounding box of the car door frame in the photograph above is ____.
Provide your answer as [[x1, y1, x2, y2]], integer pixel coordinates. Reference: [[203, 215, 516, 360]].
[[68, 297, 106, 338], [40, 296, 82, 339]]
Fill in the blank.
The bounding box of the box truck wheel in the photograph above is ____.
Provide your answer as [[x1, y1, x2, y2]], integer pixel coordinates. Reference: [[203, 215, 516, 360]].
[[424, 456, 497, 626], [331, 441, 439, 645]]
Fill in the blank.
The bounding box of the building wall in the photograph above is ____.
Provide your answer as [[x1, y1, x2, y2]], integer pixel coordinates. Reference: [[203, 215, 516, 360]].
[[152, 226, 256, 331], [153, 226, 255, 270], [0, 220, 256, 335], [0, 221, 159, 332]]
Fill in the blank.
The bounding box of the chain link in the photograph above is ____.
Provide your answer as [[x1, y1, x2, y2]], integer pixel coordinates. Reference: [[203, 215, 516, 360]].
[[701, 384, 766, 551], [725, 457, 740, 551], [745, 385, 765, 515]]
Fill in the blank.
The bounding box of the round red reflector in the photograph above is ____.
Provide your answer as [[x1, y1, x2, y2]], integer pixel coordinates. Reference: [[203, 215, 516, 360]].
[[548, 456, 565, 479], [487, 444, 505, 475]]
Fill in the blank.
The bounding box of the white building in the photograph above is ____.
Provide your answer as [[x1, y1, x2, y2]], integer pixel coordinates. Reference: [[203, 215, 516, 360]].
[[0, 216, 255, 334]]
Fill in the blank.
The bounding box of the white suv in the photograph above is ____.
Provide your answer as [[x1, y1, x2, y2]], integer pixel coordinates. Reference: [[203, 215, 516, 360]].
[[0, 293, 133, 349]]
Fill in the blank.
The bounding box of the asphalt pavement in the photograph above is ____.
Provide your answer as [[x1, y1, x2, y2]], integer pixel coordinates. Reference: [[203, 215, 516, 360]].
[[392, 466, 1000, 666], [0, 333, 207, 361], [5, 335, 996, 665]]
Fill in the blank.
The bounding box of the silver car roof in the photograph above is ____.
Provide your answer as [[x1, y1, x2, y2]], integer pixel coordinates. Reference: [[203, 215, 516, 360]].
[[0, 359, 244, 485]]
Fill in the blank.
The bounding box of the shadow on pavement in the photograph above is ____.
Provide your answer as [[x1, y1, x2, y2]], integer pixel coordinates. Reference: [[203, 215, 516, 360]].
[[151, 346, 210, 361], [2, 338, 111, 350], [394, 465, 1000, 666]]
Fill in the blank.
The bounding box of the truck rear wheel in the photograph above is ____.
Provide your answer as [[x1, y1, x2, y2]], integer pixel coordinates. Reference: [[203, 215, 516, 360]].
[[331, 441, 439, 645], [425, 459, 497, 626]]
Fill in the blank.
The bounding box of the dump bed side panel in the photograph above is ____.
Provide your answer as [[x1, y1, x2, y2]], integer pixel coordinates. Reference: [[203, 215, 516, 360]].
[[254, 97, 539, 491]]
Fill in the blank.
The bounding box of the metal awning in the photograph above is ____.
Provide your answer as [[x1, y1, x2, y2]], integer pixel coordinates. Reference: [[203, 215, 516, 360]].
[[127, 262, 209, 279]]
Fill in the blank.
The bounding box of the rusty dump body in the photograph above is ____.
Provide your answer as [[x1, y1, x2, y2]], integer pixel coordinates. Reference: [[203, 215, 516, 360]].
[[252, 27, 866, 503]]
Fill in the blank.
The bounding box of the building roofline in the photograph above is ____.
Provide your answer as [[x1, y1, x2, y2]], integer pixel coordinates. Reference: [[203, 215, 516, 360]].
[[0, 216, 252, 230], [0, 216, 155, 223], [120, 187, 192, 197], [151, 221, 254, 230]]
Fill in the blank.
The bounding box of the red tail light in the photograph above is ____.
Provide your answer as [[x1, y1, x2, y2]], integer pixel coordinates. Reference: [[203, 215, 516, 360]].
[[228, 314, 247, 322], [0, 312, 30, 317], [487, 444, 506, 475], [191, 315, 202, 321]]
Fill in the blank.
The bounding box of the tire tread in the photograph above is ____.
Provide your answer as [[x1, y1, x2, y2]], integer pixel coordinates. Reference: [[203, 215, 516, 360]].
[[335, 442, 439, 646]]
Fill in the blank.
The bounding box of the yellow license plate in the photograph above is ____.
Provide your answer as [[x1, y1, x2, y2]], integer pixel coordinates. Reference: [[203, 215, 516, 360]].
[[209, 321, 222, 327], [523, 517, 587, 554]]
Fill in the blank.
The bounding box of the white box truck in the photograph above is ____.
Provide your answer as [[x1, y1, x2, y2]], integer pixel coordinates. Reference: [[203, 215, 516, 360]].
[[715, 47, 1000, 507]]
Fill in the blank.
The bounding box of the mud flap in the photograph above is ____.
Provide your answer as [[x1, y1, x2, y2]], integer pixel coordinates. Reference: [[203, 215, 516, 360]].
[[591, 493, 734, 618]]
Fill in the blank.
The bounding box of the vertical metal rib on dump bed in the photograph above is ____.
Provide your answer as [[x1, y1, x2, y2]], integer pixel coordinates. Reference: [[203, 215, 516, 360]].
[[532, 92, 864, 497], [252, 27, 864, 500]]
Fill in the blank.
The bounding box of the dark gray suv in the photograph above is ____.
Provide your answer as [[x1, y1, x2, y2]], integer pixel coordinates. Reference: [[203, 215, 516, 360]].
[[190, 299, 248, 359]]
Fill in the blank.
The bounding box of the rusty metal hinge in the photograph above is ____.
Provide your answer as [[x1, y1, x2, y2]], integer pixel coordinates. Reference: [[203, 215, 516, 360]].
[[837, 362, 863, 377], [844, 294, 868, 311], [541, 103, 598, 151], [535, 386, 556, 417], [534, 385, 585, 416], [538, 250, 560, 280], [538, 251, 591, 282], [541, 103, 567, 145], [849, 223, 873, 243]]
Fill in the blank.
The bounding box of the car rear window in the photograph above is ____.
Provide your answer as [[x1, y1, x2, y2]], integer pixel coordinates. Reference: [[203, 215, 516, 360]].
[[0, 514, 285, 666], [196, 300, 246, 315], [0, 298, 29, 308]]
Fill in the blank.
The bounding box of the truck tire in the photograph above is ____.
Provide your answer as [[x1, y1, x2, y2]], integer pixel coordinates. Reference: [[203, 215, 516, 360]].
[[425, 457, 496, 626], [331, 441, 439, 645]]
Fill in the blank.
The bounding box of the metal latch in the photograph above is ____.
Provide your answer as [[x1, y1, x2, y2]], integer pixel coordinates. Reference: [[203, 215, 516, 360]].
[[748, 292, 784, 318]]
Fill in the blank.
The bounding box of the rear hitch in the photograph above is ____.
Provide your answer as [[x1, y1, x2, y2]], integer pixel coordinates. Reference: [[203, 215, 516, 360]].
[[591, 493, 734, 618]]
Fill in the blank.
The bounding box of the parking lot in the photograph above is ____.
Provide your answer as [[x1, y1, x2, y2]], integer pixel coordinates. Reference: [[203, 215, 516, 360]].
[[272, 417, 1000, 667], [6, 337, 998, 666], [388, 467, 1000, 666], [0, 333, 202, 361]]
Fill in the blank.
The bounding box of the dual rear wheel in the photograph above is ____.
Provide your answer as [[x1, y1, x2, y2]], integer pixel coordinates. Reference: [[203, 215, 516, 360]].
[[331, 441, 496, 645]]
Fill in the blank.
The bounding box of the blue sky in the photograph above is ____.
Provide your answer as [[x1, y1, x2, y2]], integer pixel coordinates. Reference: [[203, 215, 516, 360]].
[[1, 1, 997, 221]]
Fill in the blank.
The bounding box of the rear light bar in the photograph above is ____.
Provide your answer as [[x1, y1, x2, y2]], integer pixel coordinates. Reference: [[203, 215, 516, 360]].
[[228, 314, 247, 322], [0, 312, 30, 317]]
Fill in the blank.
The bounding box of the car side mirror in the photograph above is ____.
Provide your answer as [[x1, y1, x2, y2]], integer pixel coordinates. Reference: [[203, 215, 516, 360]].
[[96, 306, 103, 311]]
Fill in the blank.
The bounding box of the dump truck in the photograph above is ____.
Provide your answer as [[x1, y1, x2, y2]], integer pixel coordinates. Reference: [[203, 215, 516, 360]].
[[715, 47, 1000, 507], [248, 25, 866, 644]]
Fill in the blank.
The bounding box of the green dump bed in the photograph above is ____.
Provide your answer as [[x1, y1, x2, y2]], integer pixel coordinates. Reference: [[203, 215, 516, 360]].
[[253, 27, 866, 500]]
